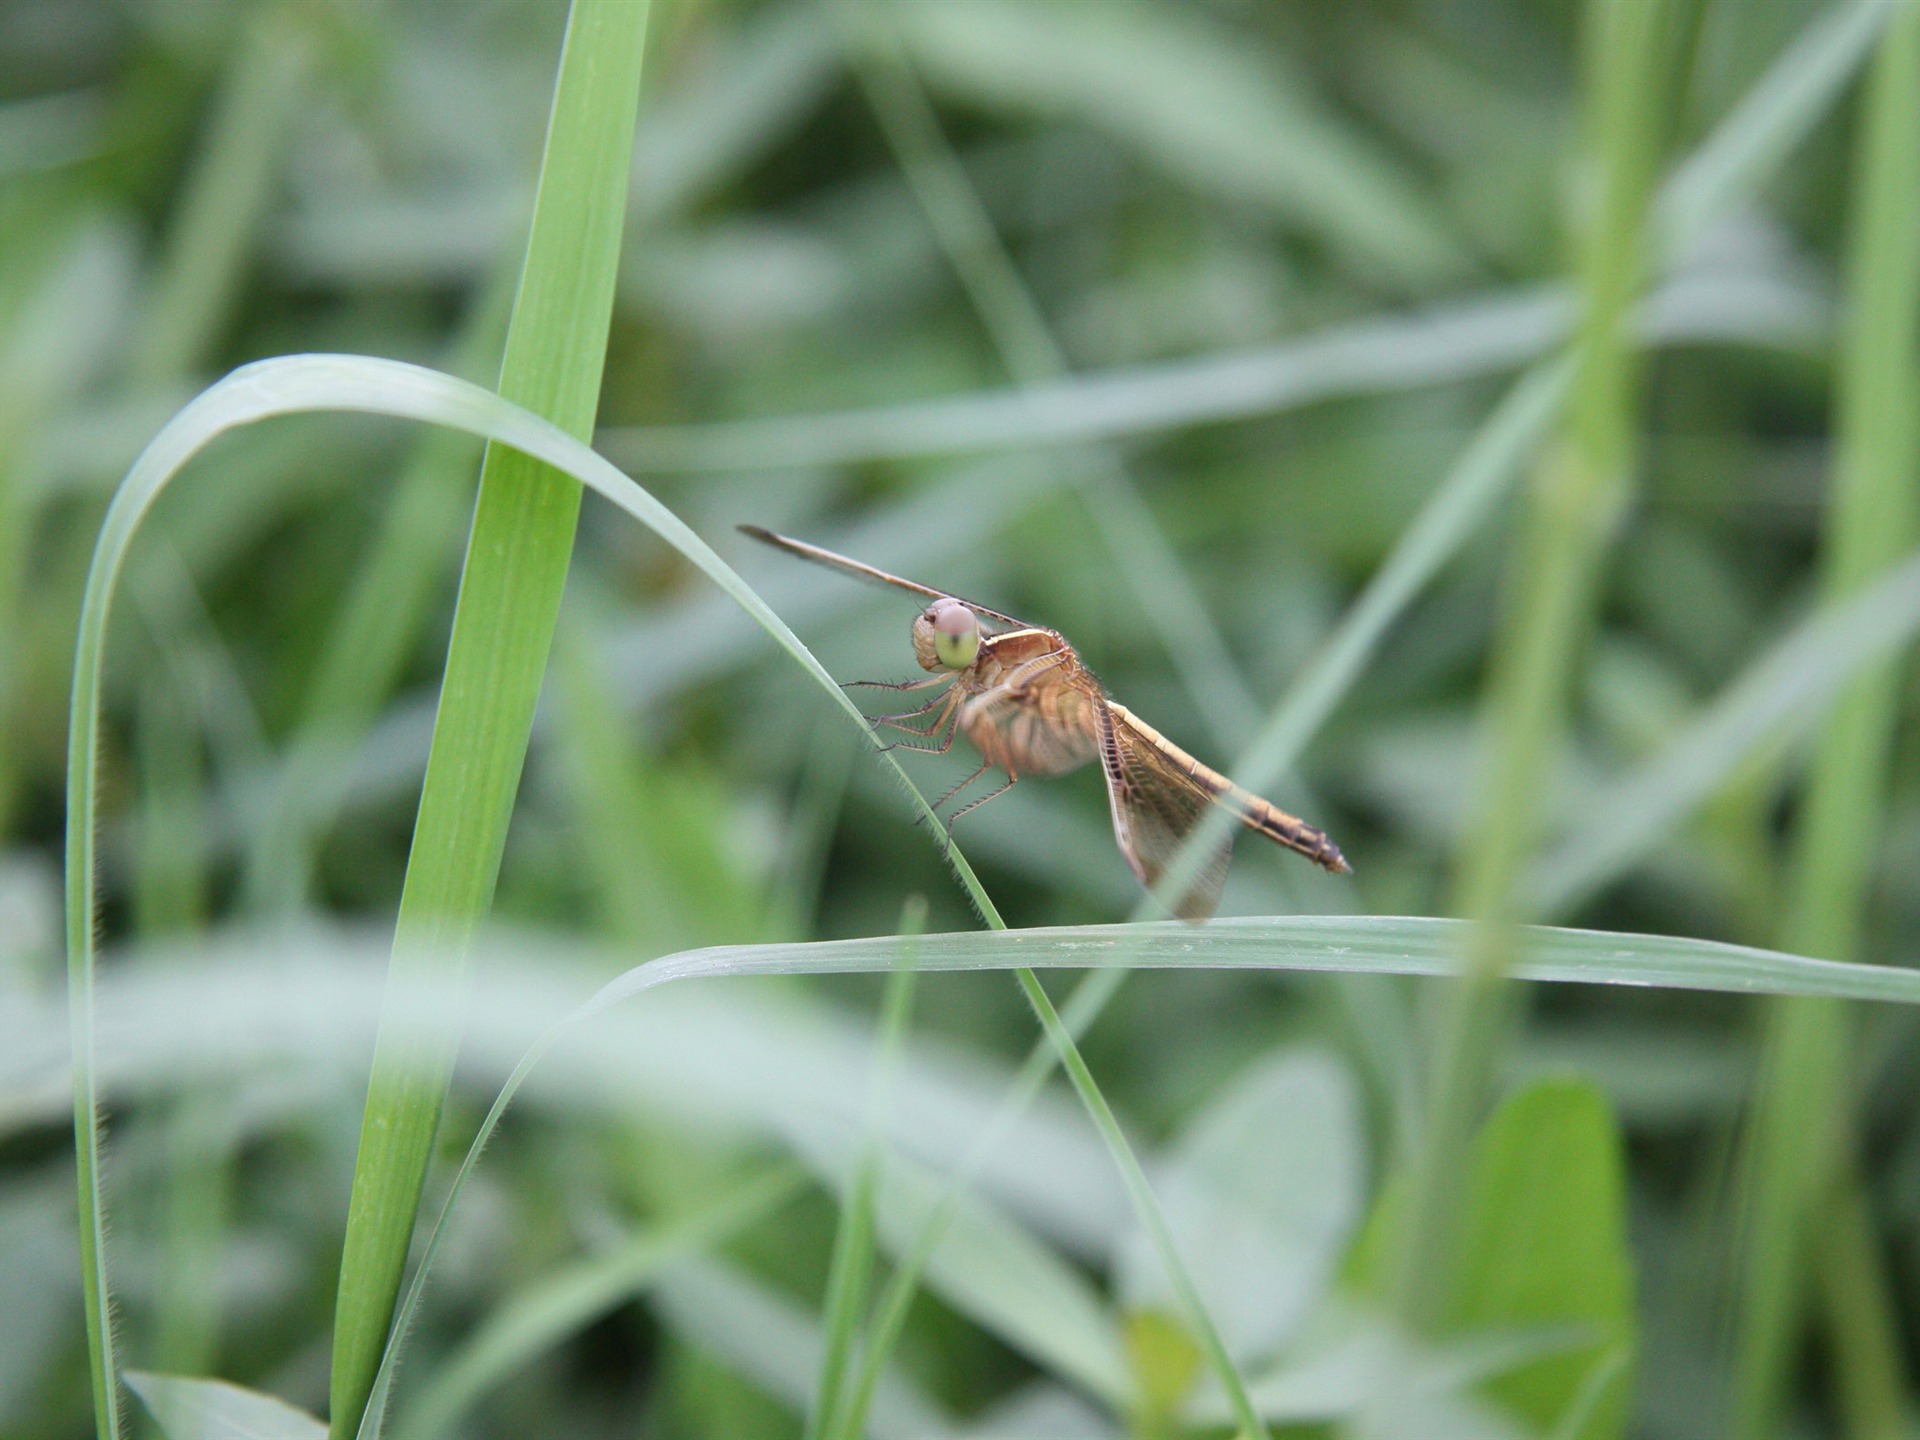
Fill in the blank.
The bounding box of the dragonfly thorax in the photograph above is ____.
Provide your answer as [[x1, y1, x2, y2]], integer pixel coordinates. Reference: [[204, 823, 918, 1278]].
[[912, 597, 981, 672]]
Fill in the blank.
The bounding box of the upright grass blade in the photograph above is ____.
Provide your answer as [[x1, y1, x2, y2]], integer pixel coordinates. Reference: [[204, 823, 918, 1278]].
[[828, 968, 1130, 1440], [1395, 0, 1680, 1342], [124, 3, 313, 385], [809, 900, 922, 1440], [1732, 13, 1920, 1439], [328, 6, 651, 1436]]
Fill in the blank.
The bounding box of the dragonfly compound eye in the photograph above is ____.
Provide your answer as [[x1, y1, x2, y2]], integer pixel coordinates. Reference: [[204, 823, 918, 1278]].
[[928, 598, 980, 671]]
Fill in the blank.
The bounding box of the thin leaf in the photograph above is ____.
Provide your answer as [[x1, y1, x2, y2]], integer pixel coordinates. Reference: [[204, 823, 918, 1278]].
[[329, 7, 653, 1434], [126, 1372, 327, 1440]]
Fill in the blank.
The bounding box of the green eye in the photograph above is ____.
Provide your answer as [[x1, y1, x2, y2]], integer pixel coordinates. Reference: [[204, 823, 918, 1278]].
[[930, 601, 979, 669]]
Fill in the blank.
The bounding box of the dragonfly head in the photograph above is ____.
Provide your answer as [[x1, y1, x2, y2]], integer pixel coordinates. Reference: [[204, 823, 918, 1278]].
[[913, 597, 980, 672]]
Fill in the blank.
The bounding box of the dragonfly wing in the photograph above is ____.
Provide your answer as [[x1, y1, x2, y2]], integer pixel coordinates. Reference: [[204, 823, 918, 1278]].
[[739, 526, 1031, 628], [1096, 705, 1231, 922], [960, 676, 1099, 777]]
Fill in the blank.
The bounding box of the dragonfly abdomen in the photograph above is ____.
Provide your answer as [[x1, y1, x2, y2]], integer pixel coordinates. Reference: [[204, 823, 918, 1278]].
[[1232, 795, 1351, 874], [1107, 702, 1351, 875]]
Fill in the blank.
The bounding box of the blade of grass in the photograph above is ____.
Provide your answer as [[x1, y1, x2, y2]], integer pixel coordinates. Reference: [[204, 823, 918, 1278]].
[[1655, 0, 1909, 261], [51, 916, 1920, 1118], [592, 272, 1773, 474], [1732, 12, 1920, 1438], [1394, 0, 1680, 1348], [393, 1167, 806, 1440], [888, 0, 1465, 290], [1529, 546, 1920, 918], [1818, 1182, 1910, 1440], [325, 7, 651, 1432], [53, 348, 1010, 1440], [828, 966, 1130, 1440], [653, 1254, 959, 1440], [811, 899, 922, 1440], [1010, 970, 1272, 1440], [64, 13, 319, 1428], [125, 3, 312, 385]]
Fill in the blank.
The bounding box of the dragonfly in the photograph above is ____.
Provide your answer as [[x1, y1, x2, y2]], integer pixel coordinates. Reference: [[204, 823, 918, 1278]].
[[743, 526, 1349, 921]]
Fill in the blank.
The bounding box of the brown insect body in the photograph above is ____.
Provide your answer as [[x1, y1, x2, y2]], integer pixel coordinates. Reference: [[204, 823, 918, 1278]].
[[741, 524, 1349, 920], [954, 628, 1098, 778]]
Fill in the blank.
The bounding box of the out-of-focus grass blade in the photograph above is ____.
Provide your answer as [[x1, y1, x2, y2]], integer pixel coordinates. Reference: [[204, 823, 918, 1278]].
[[1112, 1049, 1364, 1366], [595, 270, 1808, 473], [891, 0, 1464, 289], [652, 1255, 959, 1440], [125, 4, 313, 384], [1529, 547, 1920, 917], [1656, 0, 1909, 261], [809, 901, 921, 1440], [631, 0, 840, 224], [788, 1123, 1132, 1410], [1733, 10, 1920, 1438], [125, 1371, 326, 1440], [394, 1168, 804, 1440]]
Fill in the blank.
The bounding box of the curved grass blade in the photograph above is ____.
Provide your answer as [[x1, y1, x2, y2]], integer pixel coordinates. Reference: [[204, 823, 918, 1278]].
[[64, 353, 1007, 1440]]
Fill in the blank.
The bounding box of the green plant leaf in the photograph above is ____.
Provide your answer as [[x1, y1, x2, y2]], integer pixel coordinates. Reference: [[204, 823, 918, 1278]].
[[328, 3, 654, 1431], [1446, 1081, 1633, 1438], [126, 1372, 327, 1440], [1348, 1079, 1633, 1439]]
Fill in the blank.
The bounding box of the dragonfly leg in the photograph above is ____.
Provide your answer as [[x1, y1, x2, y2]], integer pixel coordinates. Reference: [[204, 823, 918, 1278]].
[[867, 687, 957, 729], [945, 773, 1017, 832], [875, 690, 961, 751], [930, 760, 994, 813], [845, 676, 948, 692], [877, 715, 962, 756]]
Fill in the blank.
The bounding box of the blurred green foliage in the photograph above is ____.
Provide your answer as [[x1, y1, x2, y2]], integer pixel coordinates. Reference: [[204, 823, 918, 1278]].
[[4, 0, 1920, 1437]]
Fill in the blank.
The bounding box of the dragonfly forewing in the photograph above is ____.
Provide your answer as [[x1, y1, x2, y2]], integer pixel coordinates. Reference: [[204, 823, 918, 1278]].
[[1095, 703, 1235, 921], [1105, 702, 1350, 888]]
